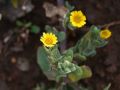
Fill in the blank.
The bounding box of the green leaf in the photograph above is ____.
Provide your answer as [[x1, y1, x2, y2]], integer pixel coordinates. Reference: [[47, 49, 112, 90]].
[[45, 25, 59, 35], [24, 22, 32, 28], [68, 65, 92, 82], [68, 67, 83, 82], [83, 46, 96, 56], [16, 21, 24, 27], [45, 25, 55, 33], [65, 1, 75, 11], [104, 83, 111, 90], [74, 53, 87, 61], [74, 25, 108, 57], [63, 12, 70, 29], [94, 39, 108, 48], [68, 23, 75, 30], [30, 25, 40, 34], [37, 47, 56, 80], [49, 46, 62, 63], [80, 65, 92, 79], [62, 49, 73, 62], [57, 31, 66, 42], [90, 26, 108, 47], [37, 47, 51, 72], [57, 61, 77, 74]]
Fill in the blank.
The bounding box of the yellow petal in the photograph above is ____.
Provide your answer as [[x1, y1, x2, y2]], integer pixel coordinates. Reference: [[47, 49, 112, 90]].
[[40, 32, 58, 48]]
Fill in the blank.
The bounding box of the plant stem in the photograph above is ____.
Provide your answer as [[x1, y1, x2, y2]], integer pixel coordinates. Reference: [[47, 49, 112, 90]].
[[99, 20, 120, 29], [56, 79, 66, 90]]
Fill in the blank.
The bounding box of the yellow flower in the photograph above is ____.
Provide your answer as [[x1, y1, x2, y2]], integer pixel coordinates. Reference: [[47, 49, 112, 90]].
[[70, 10, 86, 28], [100, 29, 112, 39], [40, 32, 58, 47]]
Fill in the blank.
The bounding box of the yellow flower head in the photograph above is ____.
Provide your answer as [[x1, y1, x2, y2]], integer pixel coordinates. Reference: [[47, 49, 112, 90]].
[[100, 29, 112, 39], [70, 10, 86, 28], [40, 32, 58, 47]]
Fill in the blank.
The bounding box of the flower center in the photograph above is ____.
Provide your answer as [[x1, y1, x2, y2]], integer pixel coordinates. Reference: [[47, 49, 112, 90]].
[[102, 31, 108, 36], [45, 37, 53, 45], [73, 15, 81, 23]]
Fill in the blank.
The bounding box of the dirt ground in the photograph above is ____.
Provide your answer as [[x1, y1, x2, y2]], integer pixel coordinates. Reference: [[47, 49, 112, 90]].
[[0, 0, 120, 90]]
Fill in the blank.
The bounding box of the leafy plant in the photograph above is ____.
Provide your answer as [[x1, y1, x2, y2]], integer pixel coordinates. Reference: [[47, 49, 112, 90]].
[[37, 1, 111, 90], [16, 20, 40, 34]]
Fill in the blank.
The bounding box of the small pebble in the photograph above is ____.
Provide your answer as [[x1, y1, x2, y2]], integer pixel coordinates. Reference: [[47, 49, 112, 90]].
[[17, 57, 30, 72], [11, 57, 17, 64]]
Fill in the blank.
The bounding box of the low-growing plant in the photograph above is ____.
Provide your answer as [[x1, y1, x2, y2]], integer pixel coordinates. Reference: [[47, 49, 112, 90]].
[[37, 2, 112, 90], [16, 20, 40, 34]]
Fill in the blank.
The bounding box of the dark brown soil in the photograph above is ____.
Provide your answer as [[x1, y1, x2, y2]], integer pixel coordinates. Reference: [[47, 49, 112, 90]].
[[0, 0, 120, 90]]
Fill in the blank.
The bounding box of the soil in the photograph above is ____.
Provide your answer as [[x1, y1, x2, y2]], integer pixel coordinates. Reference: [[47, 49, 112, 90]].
[[0, 0, 120, 90]]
